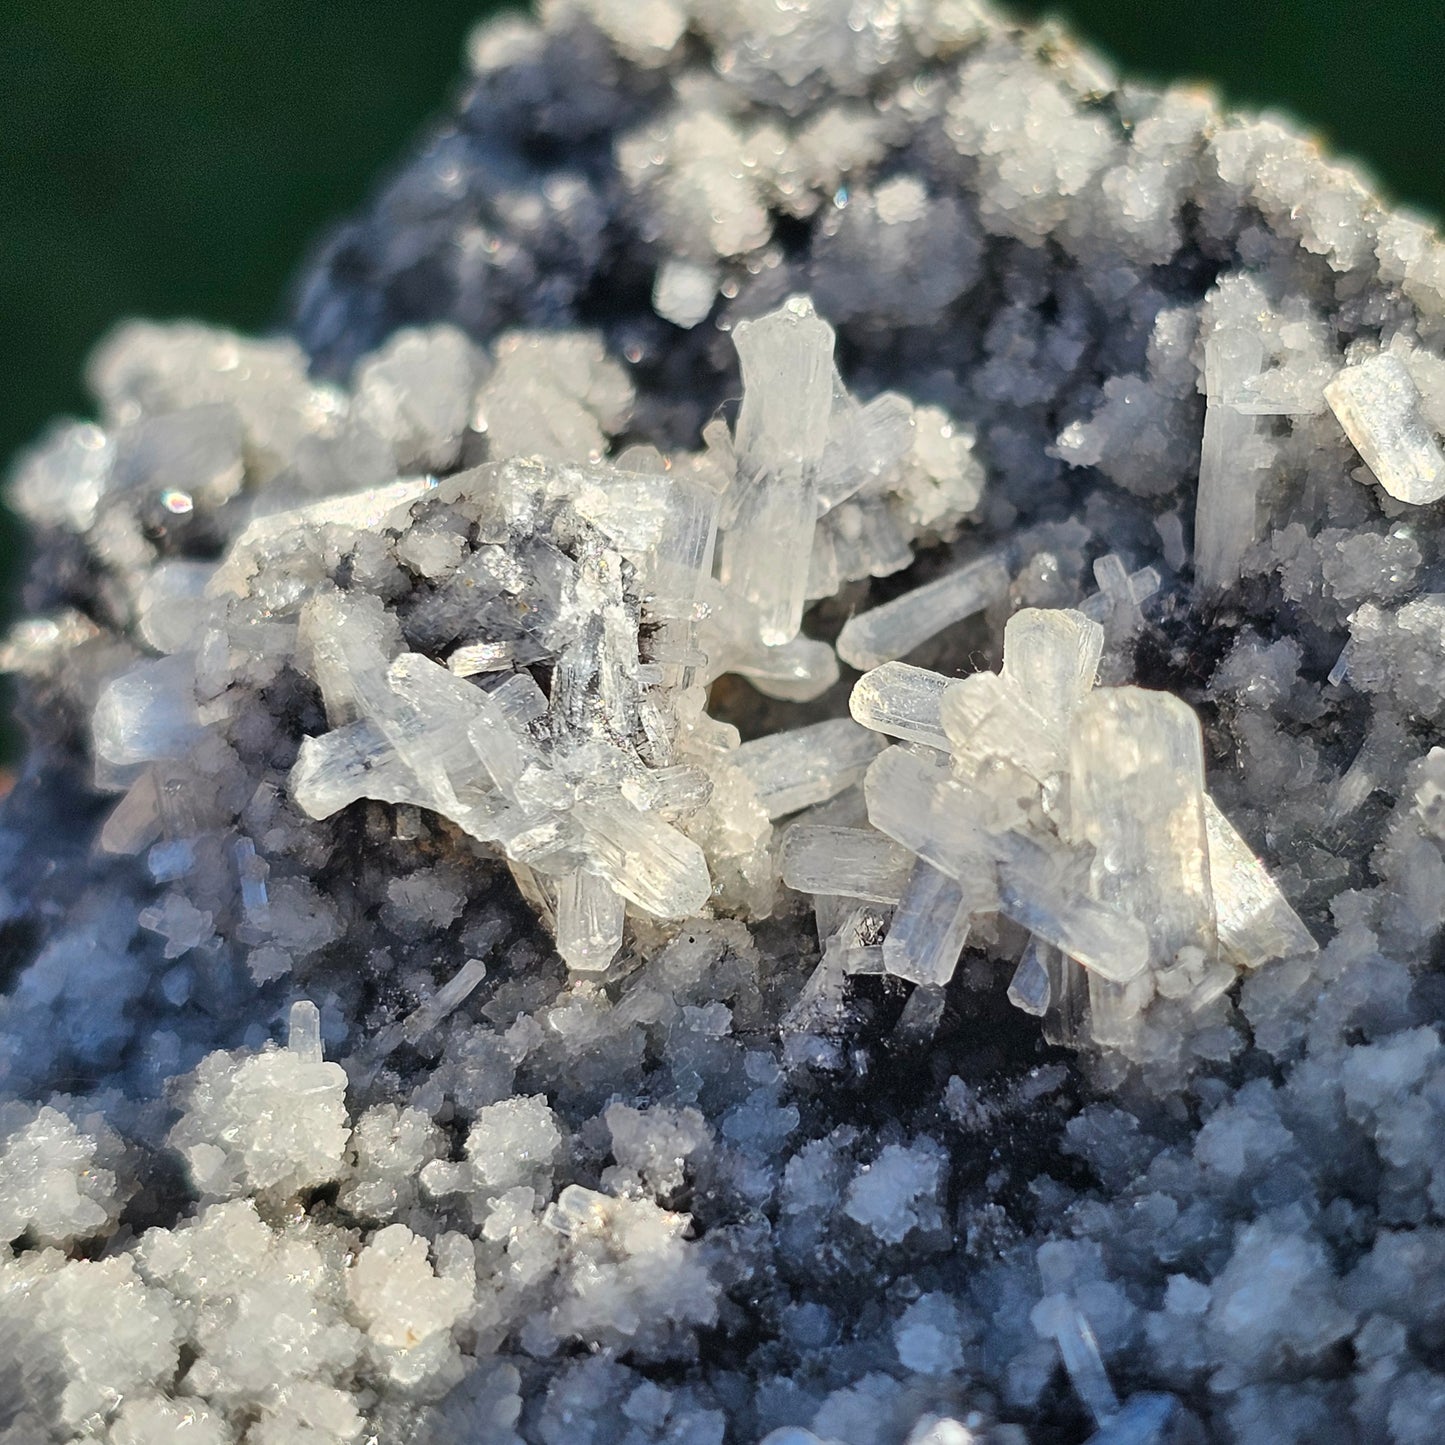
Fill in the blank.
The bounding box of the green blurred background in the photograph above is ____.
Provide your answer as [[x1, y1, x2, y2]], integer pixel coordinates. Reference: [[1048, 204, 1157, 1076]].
[[1, 0, 1441, 642]]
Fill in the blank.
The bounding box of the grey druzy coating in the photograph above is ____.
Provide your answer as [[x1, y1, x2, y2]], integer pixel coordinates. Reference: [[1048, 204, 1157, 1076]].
[[5, 3, 1445, 1443]]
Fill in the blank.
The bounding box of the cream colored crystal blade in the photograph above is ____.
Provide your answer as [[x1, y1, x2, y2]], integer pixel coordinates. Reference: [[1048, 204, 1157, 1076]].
[[573, 794, 712, 920], [996, 834, 1150, 984], [291, 719, 430, 819], [780, 824, 914, 903], [1069, 687, 1216, 973], [1194, 325, 1272, 593], [1325, 350, 1445, 505], [863, 745, 996, 888], [940, 671, 1062, 785], [1007, 938, 1052, 1017], [555, 869, 627, 973], [719, 297, 837, 644], [731, 717, 882, 819], [1000, 607, 1103, 718], [849, 661, 951, 750], [836, 551, 1009, 671]]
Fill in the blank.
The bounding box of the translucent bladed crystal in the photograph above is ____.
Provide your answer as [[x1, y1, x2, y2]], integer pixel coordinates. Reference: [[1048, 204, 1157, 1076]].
[[882, 860, 973, 986], [211, 476, 437, 597], [1203, 795, 1317, 968], [555, 869, 627, 972], [940, 671, 1062, 786], [719, 297, 838, 645], [1008, 937, 1053, 1016], [731, 717, 883, 819], [287, 1000, 324, 1063], [1195, 324, 1273, 593], [1325, 350, 1445, 505], [836, 551, 1009, 671], [864, 746, 997, 890], [780, 824, 914, 902], [1001, 607, 1103, 718], [849, 661, 951, 750], [573, 794, 712, 919], [1069, 687, 1216, 974], [996, 834, 1150, 984]]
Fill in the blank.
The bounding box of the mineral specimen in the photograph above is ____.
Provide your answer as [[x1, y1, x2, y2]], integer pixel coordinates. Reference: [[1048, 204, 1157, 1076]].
[[4, 1, 1445, 1442]]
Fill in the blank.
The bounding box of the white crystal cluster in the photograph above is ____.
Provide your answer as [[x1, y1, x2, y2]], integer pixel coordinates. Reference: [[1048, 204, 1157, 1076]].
[[9, 0, 1445, 1441], [44, 283, 1303, 1052], [801, 606, 1316, 1054], [45, 295, 990, 990], [1, 1014, 474, 1445], [0, 1100, 131, 1250]]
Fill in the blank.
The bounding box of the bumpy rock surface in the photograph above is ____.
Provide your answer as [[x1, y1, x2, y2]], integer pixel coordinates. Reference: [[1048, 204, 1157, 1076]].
[[6, 2, 1445, 1442]]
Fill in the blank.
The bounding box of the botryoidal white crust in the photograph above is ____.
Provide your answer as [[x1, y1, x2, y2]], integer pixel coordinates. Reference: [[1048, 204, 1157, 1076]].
[[6, 1, 1445, 1442]]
